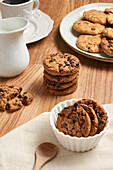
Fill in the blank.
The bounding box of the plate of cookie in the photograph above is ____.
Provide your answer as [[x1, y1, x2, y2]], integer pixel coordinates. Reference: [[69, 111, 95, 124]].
[[60, 3, 113, 62]]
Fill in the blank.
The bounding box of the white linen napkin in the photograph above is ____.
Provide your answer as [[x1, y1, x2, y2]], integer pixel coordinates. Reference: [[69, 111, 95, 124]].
[[0, 104, 113, 170]]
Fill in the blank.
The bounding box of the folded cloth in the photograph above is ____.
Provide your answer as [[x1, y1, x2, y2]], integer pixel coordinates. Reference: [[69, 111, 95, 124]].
[[0, 104, 113, 170]]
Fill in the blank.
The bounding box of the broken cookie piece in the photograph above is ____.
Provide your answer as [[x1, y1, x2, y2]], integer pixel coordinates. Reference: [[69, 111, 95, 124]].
[[22, 92, 33, 106]]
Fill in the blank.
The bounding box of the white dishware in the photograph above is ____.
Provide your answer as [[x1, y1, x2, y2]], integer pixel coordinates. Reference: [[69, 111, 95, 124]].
[[50, 99, 110, 152], [60, 3, 113, 63], [0, 0, 39, 19], [0, 17, 29, 77]]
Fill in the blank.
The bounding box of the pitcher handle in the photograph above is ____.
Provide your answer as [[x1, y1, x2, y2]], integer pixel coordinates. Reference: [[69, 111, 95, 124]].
[[32, 0, 39, 12]]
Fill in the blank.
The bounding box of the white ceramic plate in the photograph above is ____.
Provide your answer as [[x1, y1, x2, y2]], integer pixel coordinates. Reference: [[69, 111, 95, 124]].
[[0, 9, 54, 44], [60, 3, 113, 63]]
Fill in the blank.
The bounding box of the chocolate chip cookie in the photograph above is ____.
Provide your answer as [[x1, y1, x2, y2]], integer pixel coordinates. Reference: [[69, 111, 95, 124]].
[[103, 27, 113, 38], [107, 14, 113, 24], [77, 99, 108, 134], [73, 20, 105, 35], [56, 104, 91, 137], [43, 76, 78, 90], [44, 70, 79, 83], [101, 37, 113, 57], [105, 8, 113, 14], [43, 53, 80, 76], [6, 96, 23, 112], [22, 92, 33, 105], [0, 85, 22, 100], [79, 104, 98, 136], [83, 10, 107, 25], [77, 34, 102, 53], [45, 82, 78, 96]]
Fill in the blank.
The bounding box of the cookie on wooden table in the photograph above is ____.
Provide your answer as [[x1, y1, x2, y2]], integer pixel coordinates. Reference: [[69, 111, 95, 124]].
[[103, 27, 113, 39], [0, 85, 22, 100], [43, 53, 80, 76], [101, 37, 113, 57], [77, 99, 108, 134], [83, 10, 107, 25], [73, 20, 105, 35], [56, 104, 91, 137], [6, 96, 23, 112], [44, 70, 79, 83], [22, 92, 33, 105], [77, 34, 102, 53], [43, 75, 78, 90], [79, 104, 98, 136], [44, 82, 78, 96]]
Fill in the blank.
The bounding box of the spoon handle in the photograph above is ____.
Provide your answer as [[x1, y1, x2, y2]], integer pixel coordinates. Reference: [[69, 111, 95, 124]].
[[33, 155, 41, 170]]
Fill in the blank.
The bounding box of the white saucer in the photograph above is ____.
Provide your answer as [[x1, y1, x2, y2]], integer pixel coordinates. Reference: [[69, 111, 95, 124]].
[[0, 9, 54, 44]]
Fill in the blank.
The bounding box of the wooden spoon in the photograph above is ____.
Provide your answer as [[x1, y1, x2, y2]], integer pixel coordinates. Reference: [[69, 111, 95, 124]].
[[33, 142, 58, 170]]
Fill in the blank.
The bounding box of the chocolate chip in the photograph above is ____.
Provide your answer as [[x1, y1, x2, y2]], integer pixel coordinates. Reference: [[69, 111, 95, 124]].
[[93, 104, 97, 108], [63, 131, 66, 135], [49, 60, 53, 62], [81, 112, 85, 116], [20, 87, 22, 91], [0, 88, 3, 92], [18, 104, 21, 107], [18, 95, 22, 98], [108, 45, 111, 48], [76, 63, 79, 66], [91, 28, 95, 30], [59, 69, 63, 73], [65, 75, 69, 78], [70, 120, 75, 124], [88, 100, 92, 104], [67, 57, 70, 61], [24, 92, 27, 94], [24, 96, 28, 100], [99, 112, 105, 116], [74, 103, 78, 108], [59, 64, 62, 67], [64, 107, 68, 109], [72, 127, 75, 130]]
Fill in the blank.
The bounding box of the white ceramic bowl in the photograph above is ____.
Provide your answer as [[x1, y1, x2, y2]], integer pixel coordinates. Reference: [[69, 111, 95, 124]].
[[50, 99, 110, 152]]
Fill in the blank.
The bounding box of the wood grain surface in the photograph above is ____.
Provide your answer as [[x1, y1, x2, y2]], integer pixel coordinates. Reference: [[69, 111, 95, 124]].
[[0, 0, 113, 137]]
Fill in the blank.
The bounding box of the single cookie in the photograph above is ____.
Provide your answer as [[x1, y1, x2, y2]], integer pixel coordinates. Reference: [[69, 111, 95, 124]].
[[79, 104, 98, 136], [103, 27, 113, 38], [6, 96, 23, 112], [43, 76, 78, 90], [83, 10, 107, 25], [107, 14, 113, 24], [45, 82, 78, 96], [73, 20, 105, 35], [105, 8, 113, 14], [56, 105, 91, 137], [101, 37, 113, 57], [77, 99, 108, 134], [0, 98, 7, 111], [43, 53, 80, 76], [44, 70, 79, 83], [77, 34, 102, 53], [22, 92, 33, 105], [0, 85, 22, 100]]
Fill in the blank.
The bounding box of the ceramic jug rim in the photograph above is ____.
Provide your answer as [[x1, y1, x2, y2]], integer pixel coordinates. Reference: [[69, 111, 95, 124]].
[[0, 17, 29, 34], [0, 0, 33, 7]]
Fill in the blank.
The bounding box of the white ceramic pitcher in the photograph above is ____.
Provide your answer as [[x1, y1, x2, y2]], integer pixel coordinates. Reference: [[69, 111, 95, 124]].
[[0, 17, 29, 77]]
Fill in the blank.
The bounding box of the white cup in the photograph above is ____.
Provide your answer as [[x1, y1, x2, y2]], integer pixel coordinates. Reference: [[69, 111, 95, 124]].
[[0, 0, 39, 19]]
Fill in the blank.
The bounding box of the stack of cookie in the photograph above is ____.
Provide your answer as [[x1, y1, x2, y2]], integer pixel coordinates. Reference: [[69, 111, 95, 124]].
[[73, 8, 113, 56], [43, 53, 80, 95], [57, 98, 108, 137]]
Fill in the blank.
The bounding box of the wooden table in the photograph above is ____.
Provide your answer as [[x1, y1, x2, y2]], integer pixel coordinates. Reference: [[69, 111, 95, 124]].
[[0, 0, 113, 137]]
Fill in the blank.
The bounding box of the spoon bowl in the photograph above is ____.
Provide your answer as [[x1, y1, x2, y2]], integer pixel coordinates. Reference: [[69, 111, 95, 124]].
[[33, 142, 58, 170]]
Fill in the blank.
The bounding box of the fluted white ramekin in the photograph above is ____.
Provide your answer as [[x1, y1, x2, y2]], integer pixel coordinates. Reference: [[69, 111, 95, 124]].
[[50, 99, 110, 152]]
